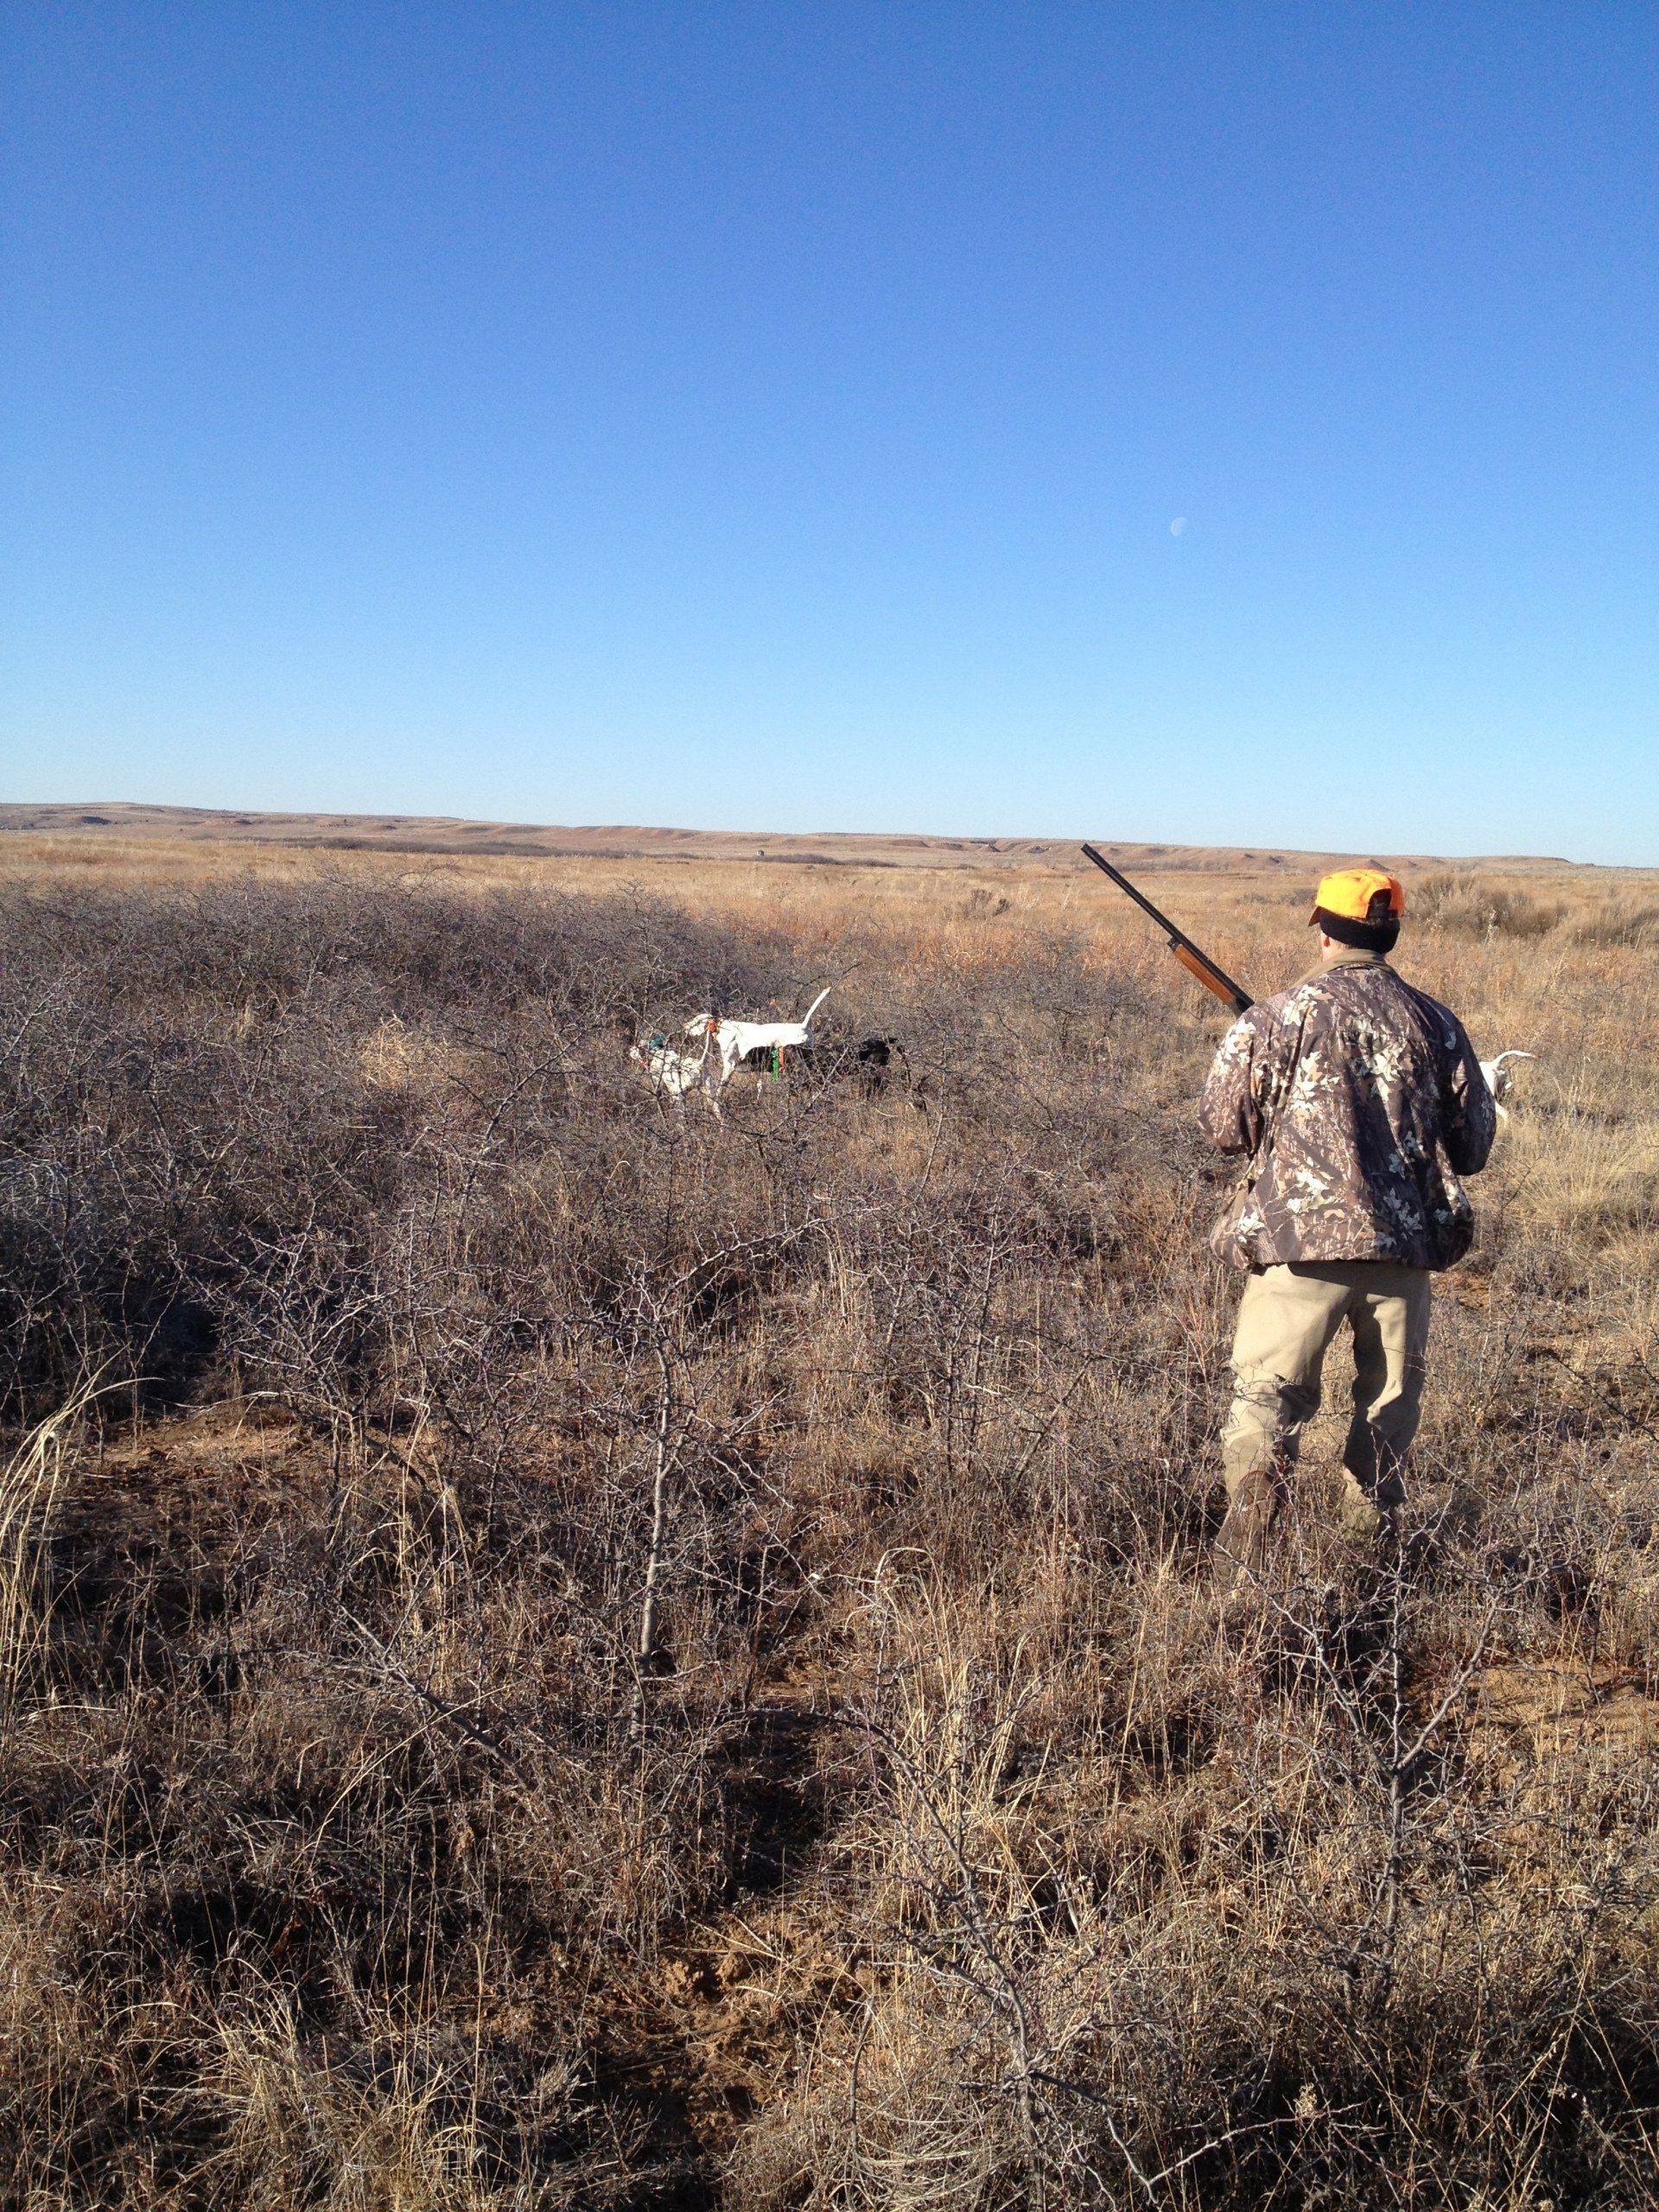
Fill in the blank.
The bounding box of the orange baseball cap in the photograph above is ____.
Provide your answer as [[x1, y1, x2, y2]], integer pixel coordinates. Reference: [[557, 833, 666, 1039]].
[[1310, 867, 1406, 925]]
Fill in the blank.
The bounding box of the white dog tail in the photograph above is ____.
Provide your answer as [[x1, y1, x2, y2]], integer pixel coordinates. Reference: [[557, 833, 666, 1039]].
[[801, 987, 832, 1027]]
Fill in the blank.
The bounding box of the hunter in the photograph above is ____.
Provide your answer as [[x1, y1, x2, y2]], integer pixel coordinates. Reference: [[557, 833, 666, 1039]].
[[1200, 867, 1496, 1591]]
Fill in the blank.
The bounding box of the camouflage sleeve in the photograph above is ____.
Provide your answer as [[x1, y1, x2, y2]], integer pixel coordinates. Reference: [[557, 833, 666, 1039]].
[[1441, 1020, 1497, 1175], [1199, 1009, 1269, 1155]]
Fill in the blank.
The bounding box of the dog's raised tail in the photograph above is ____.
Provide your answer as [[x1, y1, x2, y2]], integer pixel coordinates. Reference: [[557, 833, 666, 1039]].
[[801, 987, 832, 1027]]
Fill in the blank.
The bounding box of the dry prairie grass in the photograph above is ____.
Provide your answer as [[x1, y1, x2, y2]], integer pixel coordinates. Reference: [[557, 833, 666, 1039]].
[[0, 835, 1656, 2208]]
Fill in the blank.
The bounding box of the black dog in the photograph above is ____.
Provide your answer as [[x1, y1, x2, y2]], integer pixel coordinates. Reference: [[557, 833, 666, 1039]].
[[856, 1036, 903, 1096]]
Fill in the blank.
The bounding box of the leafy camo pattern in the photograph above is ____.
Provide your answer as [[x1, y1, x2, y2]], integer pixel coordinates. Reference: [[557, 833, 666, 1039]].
[[1199, 952, 1497, 1270]]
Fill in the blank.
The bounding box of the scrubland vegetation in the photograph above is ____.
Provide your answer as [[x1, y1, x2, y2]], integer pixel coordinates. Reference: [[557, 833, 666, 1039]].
[[1, 840, 1656, 2209]]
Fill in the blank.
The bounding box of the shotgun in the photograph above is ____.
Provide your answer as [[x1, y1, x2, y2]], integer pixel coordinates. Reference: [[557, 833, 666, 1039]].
[[1080, 844, 1254, 1015]]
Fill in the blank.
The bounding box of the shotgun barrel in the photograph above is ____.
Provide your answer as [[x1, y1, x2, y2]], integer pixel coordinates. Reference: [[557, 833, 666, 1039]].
[[1080, 844, 1254, 1015]]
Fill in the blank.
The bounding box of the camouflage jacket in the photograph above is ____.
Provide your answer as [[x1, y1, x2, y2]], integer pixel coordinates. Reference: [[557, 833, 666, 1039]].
[[1199, 950, 1496, 1271]]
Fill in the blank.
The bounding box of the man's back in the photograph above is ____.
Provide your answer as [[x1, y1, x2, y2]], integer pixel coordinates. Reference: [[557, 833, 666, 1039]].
[[1200, 948, 1496, 1272]]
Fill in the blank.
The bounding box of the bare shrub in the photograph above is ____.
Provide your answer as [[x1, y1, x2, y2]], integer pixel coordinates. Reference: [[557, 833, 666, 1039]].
[[1571, 899, 1659, 948], [0, 861, 1655, 2205], [1411, 872, 1566, 938]]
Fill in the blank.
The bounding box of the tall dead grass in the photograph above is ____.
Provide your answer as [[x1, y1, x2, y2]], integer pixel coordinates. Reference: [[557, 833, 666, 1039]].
[[0, 853, 1656, 2206]]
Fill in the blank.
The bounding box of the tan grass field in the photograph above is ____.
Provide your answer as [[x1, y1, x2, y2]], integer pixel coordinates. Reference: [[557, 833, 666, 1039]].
[[1, 814, 1657, 2207]]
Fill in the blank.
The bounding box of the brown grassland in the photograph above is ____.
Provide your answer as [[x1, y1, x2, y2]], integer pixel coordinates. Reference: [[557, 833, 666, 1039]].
[[1, 823, 1657, 2209]]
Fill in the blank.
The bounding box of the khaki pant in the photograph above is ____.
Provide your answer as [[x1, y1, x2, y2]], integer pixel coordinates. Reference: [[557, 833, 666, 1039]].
[[1216, 1261, 1431, 1590]]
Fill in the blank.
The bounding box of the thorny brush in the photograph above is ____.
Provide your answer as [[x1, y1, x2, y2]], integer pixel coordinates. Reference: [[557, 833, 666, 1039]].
[[0, 849, 1656, 2208]]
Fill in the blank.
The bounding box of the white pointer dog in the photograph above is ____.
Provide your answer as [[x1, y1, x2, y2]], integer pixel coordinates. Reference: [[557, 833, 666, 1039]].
[[631, 1034, 722, 1116], [685, 988, 832, 1093]]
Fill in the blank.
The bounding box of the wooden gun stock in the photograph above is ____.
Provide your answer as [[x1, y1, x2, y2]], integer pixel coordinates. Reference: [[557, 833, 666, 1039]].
[[1079, 843, 1254, 1015], [1171, 940, 1243, 1006]]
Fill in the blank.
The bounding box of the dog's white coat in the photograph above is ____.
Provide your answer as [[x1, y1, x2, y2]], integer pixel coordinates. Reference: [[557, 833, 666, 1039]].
[[683, 988, 832, 1091], [630, 1037, 722, 1116]]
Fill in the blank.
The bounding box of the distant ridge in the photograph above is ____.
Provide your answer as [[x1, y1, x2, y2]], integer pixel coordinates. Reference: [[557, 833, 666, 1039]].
[[0, 801, 1590, 874]]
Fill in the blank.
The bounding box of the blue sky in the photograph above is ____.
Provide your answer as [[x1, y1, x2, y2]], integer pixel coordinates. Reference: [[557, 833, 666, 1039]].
[[3, 3, 1655, 861]]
